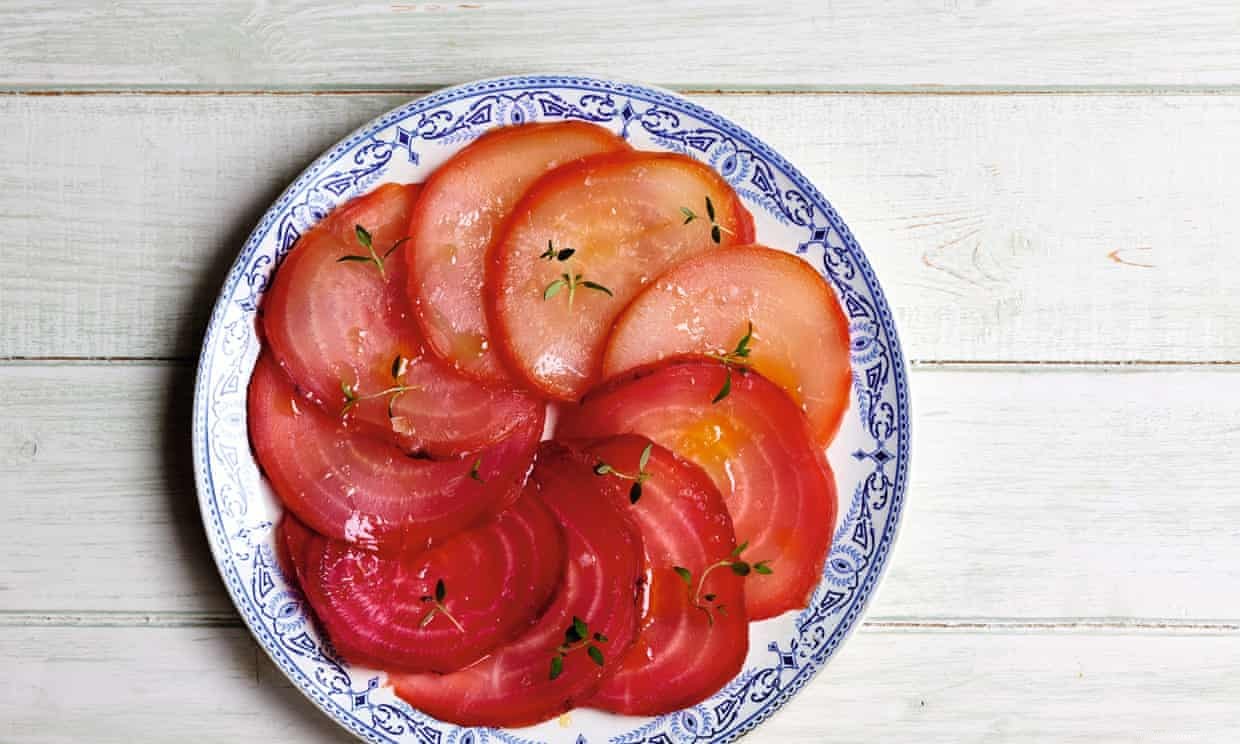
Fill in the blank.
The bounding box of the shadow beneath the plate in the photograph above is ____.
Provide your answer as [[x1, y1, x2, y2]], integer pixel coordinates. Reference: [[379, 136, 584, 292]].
[[156, 175, 291, 617]]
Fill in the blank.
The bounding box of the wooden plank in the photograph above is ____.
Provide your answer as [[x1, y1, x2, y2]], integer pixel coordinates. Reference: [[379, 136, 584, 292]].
[[3, 362, 1238, 621], [2, 93, 1239, 362], [3, 1, 1240, 90], [3, 623, 1237, 743]]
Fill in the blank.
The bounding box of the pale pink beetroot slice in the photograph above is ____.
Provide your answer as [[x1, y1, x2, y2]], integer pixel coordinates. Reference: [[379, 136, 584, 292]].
[[558, 360, 837, 620], [248, 354, 542, 555], [408, 122, 629, 384], [487, 150, 755, 401], [261, 181, 542, 458], [604, 245, 852, 445], [576, 435, 748, 716], [391, 443, 644, 728], [278, 493, 564, 674]]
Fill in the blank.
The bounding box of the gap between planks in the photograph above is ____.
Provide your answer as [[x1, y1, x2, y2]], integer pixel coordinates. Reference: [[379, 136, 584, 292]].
[[0, 612, 1235, 635]]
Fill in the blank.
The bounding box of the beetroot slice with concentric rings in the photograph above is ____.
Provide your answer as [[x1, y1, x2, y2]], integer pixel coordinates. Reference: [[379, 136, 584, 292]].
[[576, 435, 748, 716], [261, 181, 543, 458], [248, 353, 542, 556], [407, 122, 630, 384], [277, 492, 564, 674], [558, 360, 837, 620], [486, 150, 755, 401], [391, 442, 644, 728]]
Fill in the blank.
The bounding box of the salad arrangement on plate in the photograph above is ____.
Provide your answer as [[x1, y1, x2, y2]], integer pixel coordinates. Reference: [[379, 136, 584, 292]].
[[247, 119, 854, 727]]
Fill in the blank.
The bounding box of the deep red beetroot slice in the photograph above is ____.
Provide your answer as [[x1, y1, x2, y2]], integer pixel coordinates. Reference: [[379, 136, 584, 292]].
[[248, 354, 542, 555], [262, 181, 542, 458], [577, 435, 748, 715], [487, 150, 755, 401], [280, 492, 564, 674], [558, 360, 837, 620], [407, 122, 629, 384], [391, 443, 644, 728], [277, 513, 314, 589]]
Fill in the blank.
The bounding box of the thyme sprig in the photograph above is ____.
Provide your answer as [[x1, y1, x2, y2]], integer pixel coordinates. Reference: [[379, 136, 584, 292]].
[[336, 224, 408, 279], [539, 241, 612, 312], [673, 541, 772, 627], [549, 616, 608, 680], [680, 196, 735, 244], [340, 353, 423, 418], [419, 579, 465, 632], [593, 443, 654, 504], [543, 272, 613, 311], [704, 322, 754, 403]]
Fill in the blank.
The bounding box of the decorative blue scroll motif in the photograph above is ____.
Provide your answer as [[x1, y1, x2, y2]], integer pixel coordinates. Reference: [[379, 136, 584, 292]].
[[237, 137, 394, 312], [395, 91, 620, 159]]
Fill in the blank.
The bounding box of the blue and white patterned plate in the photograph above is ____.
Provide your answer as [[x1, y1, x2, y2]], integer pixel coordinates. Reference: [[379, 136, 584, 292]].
[[192, 75, 910, 744]]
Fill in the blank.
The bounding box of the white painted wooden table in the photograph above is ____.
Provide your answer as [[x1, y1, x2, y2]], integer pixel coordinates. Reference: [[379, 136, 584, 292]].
[[3, 2, 1239, 742]]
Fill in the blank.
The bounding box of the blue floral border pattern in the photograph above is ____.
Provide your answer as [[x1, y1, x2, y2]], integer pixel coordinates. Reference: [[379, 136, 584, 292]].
[[193, 75, 910, 744]]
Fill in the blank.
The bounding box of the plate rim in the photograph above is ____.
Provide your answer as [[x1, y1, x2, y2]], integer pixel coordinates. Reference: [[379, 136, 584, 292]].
[[192, 73, 912, 744]]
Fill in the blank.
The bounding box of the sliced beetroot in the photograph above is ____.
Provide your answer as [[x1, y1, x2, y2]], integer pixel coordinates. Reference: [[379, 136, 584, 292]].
[[407, 122, 629, 384], [576, 435, 748, 716], [278, 492, 564, 674], [391, 443, 644, 728], [558, 360, 837, 620], [261, 181, 542, 458], [248, 354, 542, 556], [604, 245, 853, 445], [487, 150, 755, 401]]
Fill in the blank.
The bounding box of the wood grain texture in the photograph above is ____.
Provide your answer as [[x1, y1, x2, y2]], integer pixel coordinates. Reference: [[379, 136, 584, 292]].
[[4, 624, 1237, 743], [3, 362, 1237, 621], [2, 1, 1240, 90], [2, 93, 1239, 362]]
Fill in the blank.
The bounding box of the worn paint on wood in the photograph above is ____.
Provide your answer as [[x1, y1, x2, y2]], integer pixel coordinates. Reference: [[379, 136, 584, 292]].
[[1, 94, 1238, 361]]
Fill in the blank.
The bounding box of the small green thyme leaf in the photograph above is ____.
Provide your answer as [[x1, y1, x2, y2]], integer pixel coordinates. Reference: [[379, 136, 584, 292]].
[[629, 481, 643, 504], [557, 248, 576, 261], [354, 224, 373, 250], [711, 225, 722, 244], [734, 322, 754, 356], [540, 241, 556, 260], [704, 196, 716, 221], [673, 566, 693, 585], [573, 616, 589, 640], [680, 206, 697, 224], [593, 632, 607, 642], [383, 236, 410, 259], [543, 278, 567, 300], [336, 254, 372, 264], [435, 578, 446, 602], [730, 561, 752, 577], [391, 354, 409, 380], [593, 462, 614, 476], [549, 655, 564, 680], [581, 280, 613, 296], [341, 381, 357, 401], [469, 457, 484, 482], [587, 645, 605, 667], [732, 541, 749, 557], [638, 443, 653, 472], [754, 561, 774, 575], [711, 368, 733, 404]]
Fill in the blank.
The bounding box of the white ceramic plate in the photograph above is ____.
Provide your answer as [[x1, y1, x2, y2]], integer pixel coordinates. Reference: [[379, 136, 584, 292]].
[[193, 74, 910, 744]]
